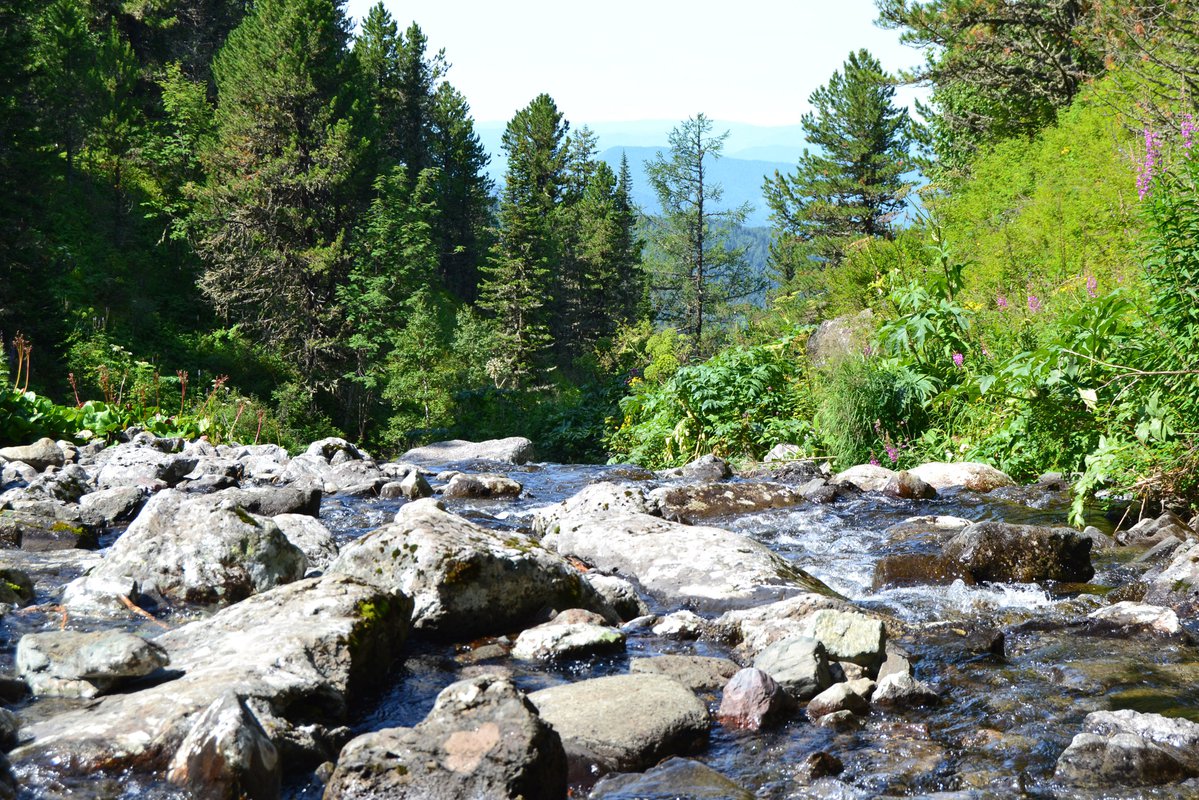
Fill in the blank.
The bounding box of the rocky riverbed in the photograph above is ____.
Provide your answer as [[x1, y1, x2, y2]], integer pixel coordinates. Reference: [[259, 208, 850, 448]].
[[1, 433, 1198, 798]]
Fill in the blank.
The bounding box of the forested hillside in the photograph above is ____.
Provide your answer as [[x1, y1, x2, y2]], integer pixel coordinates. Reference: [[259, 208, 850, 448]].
[[2, 0, 1198, 514]]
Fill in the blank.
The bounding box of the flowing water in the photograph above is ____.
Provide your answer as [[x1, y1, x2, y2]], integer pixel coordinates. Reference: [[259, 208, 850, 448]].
[[7, 461, 1199, 799]]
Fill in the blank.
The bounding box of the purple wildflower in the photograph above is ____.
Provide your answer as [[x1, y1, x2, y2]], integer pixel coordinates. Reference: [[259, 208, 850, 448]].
[[981, 344, 991, 358], [863, 343, 874, 358], [1184, 114, 1196, 151], [1086, 274, 1098, 299], [869, 454, 879, 466], [952, 352, 964, 368], [1137, 127, 1160, 200], [996, 294, 1009, 310], [1028, 295, 1042, 313], [885, 443, 899, 463]]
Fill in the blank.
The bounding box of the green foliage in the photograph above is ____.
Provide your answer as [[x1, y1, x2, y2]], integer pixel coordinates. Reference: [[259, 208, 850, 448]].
[[812, 356, 927, 468]]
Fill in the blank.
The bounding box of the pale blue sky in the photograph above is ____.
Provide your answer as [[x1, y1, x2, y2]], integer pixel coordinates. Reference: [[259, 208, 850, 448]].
[[344, 0, 928, 126]]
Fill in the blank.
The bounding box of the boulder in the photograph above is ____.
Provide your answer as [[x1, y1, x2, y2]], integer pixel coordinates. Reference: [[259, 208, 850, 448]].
[[273, 514, 338, 573], [882, 471, 937, 500], [400, 437, 535, 466], [1143, 540, 1199, 617], [0, 509, 100, 551], [651, 610, 711, 639], [531, 482, 657, 537], [18, 463, 92, 503], [93, 443, 198, 489], [872, 553, 974, 590], [807, 310, 874, 366], [630, 655, 740, 693], [16, 630, 168, 699], [0, 438, 64, 472], [583, 573, 647, 621], [805, 679, 874, 720], [872, 671, 939, 708], [528, 674, 709, 777], [213, 486, 322, 518], [943, 521, 1094, 584], [1085, 601, 1184, 638], [0, 569, 34, 607], [441, 473, 522, 500], [165, 691, 280, 800], [649, 481, 804, 523], [831, 464, 897, 492], [680, 454, 732, 483], [1055, 710, 1199, 787], [1118, 512, 1195, 548], [324, 675, 565, 800], [510, 612, 625, 661], [590, 757, 753, 800], [716, 594, 861, 660], [70, 489, 306, 608], [328, 499, 607, 638], [13, 575, 411, 773], [0, 709, 18, 752], [796, 609, 887, 670], [542, 507, 835, 613], [753, 636, 832, 701], [305, 437, 366, 463], [78, 486, 147, 525], [716, 668, 790, 730], [321, 460, 387, 496], [906, 461, 1015, 492]]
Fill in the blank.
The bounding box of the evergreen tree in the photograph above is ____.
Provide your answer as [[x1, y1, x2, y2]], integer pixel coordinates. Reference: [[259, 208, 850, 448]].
[[394, 22, 443, 173], [763, 49, 911, 285], [646, 113, 759, 346], [478, 93, 567, 386], [612, 152, 646, 326], [429, 81, 493, 302], [32, 0, 101, 182], [353, 2, 402, 169], [192, 0, 365, 391]]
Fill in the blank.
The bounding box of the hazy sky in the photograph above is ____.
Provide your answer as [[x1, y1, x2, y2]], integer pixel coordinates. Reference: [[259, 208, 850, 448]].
[[343, 0, 928, 126]]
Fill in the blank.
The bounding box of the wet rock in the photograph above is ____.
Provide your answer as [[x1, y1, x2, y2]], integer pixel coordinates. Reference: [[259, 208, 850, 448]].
[[0, 679, 28, 707], [589, 758, 748, 800], [510, 611, 625, 660], [741, 459, 827, 485], [884, 515, 973, 546], [306, 437, 366, 463], [583, 573, 648, 621], [805, 679, 874, 720], [907, 461, 1015, 492], [0, 439, 64, 472], [716, 668, 790, 730], [400, 437, 535, 466], [166, 691, 280, 800], [882, 471, 937, 500], [0, 569, 33, 607], [78, 486, 146, 525], [649, 481, 804, 523], [753, 636, 832, 701], [528, 674, 709, 777], [0, 755, 13, 800], [16, 630, 168, 698], [532, 482, 657, 536], [93, 442, 198, 489], [441, 473, 522, 499], [542, 506, 836, 613], [18, 464, 93, 503], [324, 675, 564, 800], [398, 469, 433, 500], [328, 499, 607, 638], [876, 643, 912, 682], [0, 509, 100, 552], [0, 708, 18, 751], [1085, 601, 1184, 638], [807, 309, 873, 367], [872, 671, 939, 708], [1080, 525, 1117, 551], [70, 489, 306, 608], [590, 756, 753, 800], [13, 575, 411, 773], [797, 751, 844, 782], [680, 454, 732, 483], [797, 609, 887, 670], [322, 460, 387, 496], [214, 485, 322, 518], [651, 610, 711, 639], [831, 464, 897, 492], [872, 553, 974, 590], [943, 521, 1094, 584], [1119, 511, 1195, 548], [273, 514, 338, 573], [717, 594, 859, 659], [1055, 709, 1199, 787], [1143, 540, 1199, 617], [630, 655, 740, 693]]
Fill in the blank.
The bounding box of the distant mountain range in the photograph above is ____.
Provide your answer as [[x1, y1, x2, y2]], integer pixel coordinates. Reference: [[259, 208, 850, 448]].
[[475, 120, 806, 227]]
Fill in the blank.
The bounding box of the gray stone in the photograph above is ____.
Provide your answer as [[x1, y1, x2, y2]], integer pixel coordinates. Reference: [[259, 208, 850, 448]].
[[531, 482, 656, 537], [681, 454, 732, 482], [16, 630, 168, 698], [764, 443, 802, 462], [0, 709, 20, 752], [328, 499, 608, 638], [872, 553, 974, 590], [650, 481, 804, 523], [583, 573, 648, 621], [1119, 512, 1195, 548], [882, 471, 937, 500], [19, 463, 93, 503], [213, 486, 322, 518], [753, 636, 832, 701], [78, 486, 147, 525], [0, 509, 100, 552], [0, 439, 64, 472], [630, 655, 740, 692], [71, 489, 306, 608], [528, 674, 709, 776], [1055, 709, 1199, 787], [797, 608, 887, 669], [716, 594, 860, 660], [273, 514, 338, 573], [441, 473, 522, 499], [0, 569, 33, 607], [805, 679, 874, 720], [651, 610, 711, 639], [716, 668, 790, 730], [305, 437, 366, 462], [590, 757, 753, 800], [93, 442, 198, 489], [1144, 540, 1199, 618], [872, 671, 939, 708], [944, 521, 1094, 584], [325, 675, 565, 800], [13, 575, 411, 774], [511, 612, 625, 661], [166, 691, 280, 800], [400, 437, 535, 466], [1086, 601, 1184, 637], [832, 464, 897, 492], [906, 461, 1015, 492]]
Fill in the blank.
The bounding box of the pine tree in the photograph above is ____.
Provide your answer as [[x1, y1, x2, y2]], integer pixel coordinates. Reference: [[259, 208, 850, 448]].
[[763, 49, 910, 284], [478, 93, 567, 387], [192, 0, 365, 390], [612, 152, 646, 326], [354, 2, 402, 169], [394, 22, 443, 174], [32, 0, 101, 182], [646, 114, 759, 346]]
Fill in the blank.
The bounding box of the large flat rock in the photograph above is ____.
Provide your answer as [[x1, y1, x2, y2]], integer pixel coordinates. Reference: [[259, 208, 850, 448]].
[[400, 437, 535, 466]]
